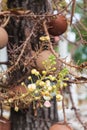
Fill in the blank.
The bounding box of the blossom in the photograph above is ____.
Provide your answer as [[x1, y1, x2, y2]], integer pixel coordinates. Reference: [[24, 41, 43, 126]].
[[43, 96, 51, 101], [38, 81, 45, 86], [48, 75, 56, 81], [39, 36, 50, 42], [42, 70, 47, 75], [15, 106, 19, 112], [44, 101, 51, 108], [45, 80, 51, 87], [28, 83, 36, 92], [56, 94, 63, 101], [31, 69, 40, 76]]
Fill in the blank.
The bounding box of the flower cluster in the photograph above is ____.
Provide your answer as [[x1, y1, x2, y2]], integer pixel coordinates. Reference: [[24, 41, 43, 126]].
[[3, 55, 69, 111], [21, 66, 69, 108]]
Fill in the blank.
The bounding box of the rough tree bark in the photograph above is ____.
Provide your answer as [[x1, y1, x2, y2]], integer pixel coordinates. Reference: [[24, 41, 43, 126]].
[[6, 0, 58, 130]]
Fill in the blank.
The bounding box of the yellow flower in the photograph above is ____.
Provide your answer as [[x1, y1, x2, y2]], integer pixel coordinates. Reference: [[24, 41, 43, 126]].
[[49, 75, 56, 81], [31, 69, 39, 76], [28, 76, 32, 80], [8, 98, 13, 103], [63, 83, 67, 87], [35, 71, 40, 76], [45, 80, 51, 87], [21, 94, 26, 98], [52, 85, 56, 89], [15, 106, 19, 112], [44, 91, 50, 96], [39, 81, 45, 86], [39, 36, 50, 42], [65, 77, 69, 81], [42, 70, 47, 75], [21, 82, 25, 86], [56, 94, 63, 101], [52, 67, 56, 71], [41, 91, 45, 96], [48, 86, 52, 91], [34, 97, 40, 100]]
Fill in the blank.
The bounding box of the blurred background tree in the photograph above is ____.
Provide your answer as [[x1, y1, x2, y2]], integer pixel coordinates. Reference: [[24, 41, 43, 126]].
[[71, 0, 87, 65]]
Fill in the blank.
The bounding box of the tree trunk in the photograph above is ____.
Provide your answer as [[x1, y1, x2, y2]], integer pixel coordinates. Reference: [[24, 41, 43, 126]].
[[11, 97, 58, 130], [6, 0, 58, 130]]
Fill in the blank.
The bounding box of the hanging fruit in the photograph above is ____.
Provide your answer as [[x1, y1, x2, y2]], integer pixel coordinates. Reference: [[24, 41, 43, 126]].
[[49, 123, 73, 130], [9, 85, 27, 96], [48, 15, 68, 36], [0, 27, 8, 49], [35, 50, 62, 72], [0, 116, 11, 130]]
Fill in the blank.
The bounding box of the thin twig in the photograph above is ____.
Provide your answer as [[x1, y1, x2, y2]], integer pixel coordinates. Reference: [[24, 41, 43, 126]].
[[0, 23, 37, 79], [61, 89, 67, 123], [70, 0, 76, 25], [68, 85, 87, 130]]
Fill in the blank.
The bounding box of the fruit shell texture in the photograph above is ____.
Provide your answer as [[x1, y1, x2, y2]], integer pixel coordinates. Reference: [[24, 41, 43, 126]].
[[48, 15, 68, 36], [0, 116, 11, 130], [35, 50, 62, 72], [0, 27, 8, 49], [12, 85, 27, 94], [9, 85, 27, 96], [49, 123, 73, 130]]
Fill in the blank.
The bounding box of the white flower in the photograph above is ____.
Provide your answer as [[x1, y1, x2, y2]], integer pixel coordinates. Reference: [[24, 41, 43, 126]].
[[43, 96, 51, 101], [28, 83, 36, 92], [45, 80, 51, 87]]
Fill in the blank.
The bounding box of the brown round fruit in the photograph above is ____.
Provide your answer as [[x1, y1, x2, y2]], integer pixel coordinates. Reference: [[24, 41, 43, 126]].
[[48, 15, 68, 36], [13, 85, 27, 94], [0, 116, 11, 130], [0, 27, 8, 49], [49, 123, 73, 130], [35, 50, 62, 72], [9, 85, 27, 95]]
